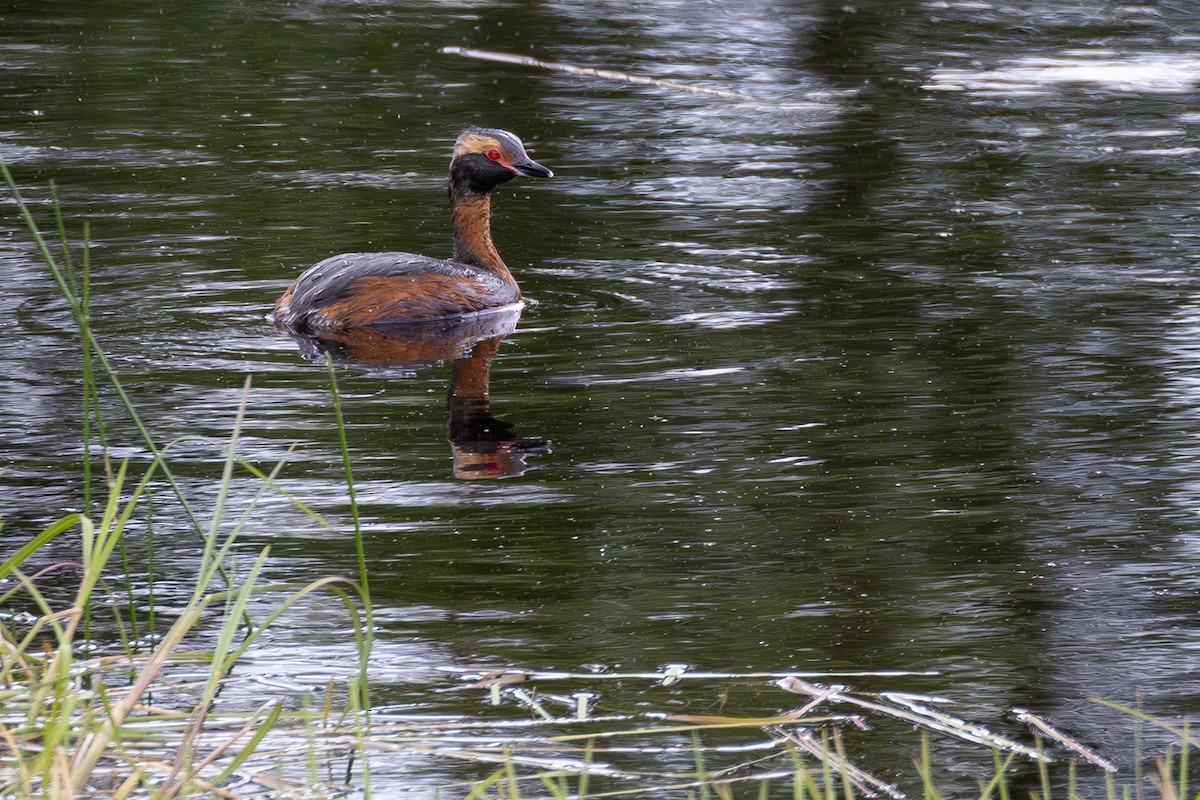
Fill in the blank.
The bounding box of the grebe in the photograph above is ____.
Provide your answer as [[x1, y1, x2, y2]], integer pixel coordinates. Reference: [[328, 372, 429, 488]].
[[273, 127, 552, 332]]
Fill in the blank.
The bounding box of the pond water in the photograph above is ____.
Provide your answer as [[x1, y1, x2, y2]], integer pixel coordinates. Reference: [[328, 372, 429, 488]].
[[4, 0, 1200, 795]]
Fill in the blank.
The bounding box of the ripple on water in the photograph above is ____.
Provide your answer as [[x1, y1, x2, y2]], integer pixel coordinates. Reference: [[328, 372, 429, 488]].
[[350, 479, 574, 508], [660, 310, 797, 329], [0, 140, 219, 170], [270, 168, 426, 191], [926, 51, 1200, 96], [641, 261, 800, 292], [627, 175, 809, 214], [527, 257, 801, 320]]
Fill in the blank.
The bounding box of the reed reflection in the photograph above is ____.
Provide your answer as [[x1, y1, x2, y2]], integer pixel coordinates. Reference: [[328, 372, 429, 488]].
[[283, 307, 548, 479]]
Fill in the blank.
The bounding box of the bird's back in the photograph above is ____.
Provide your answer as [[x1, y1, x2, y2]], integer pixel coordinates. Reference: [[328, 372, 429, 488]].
[[273, 252, 522, 332]]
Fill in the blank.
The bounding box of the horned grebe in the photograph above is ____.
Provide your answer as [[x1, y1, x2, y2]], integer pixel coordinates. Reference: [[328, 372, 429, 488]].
[[273, 127, 552, 332]]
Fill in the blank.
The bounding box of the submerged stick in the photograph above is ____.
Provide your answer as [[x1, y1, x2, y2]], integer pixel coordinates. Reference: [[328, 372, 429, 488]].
[[766, 725, 905, 799], [440, 46, 754, 100], [506, 687, 556, 721], [1011, 708, 1117, 773], [778, 678, 1049, 762]]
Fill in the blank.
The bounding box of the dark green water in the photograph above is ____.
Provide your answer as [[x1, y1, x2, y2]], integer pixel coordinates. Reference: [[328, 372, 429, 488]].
[[4, 0, 1200, 794]]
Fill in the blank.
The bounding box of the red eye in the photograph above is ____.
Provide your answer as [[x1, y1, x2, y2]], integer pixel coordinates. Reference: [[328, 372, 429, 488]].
[[486, 149, 502, 161]]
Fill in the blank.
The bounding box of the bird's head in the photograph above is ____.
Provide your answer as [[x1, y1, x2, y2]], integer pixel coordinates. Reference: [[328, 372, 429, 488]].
[[451, 127, 553, 193]]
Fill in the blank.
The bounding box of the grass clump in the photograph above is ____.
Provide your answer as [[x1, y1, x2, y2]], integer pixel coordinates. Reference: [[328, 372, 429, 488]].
[[0, 398, 375, 796], [0, 160, 375, 796]]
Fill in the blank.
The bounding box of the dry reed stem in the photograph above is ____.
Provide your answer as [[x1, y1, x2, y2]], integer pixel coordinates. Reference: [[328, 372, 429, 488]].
[[439, 46, 754, 99], [778, 678, 1047, 762], [1012, 707, 1117, 773], [766, 725, 904, 799]]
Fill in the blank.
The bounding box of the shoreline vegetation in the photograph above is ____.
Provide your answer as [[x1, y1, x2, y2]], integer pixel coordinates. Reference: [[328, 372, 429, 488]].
[[1, 165, 1196, 798]]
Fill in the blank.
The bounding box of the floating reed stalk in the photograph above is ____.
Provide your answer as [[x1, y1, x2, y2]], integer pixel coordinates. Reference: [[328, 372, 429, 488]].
[[1011, 707, 1117, 773], [778, 677, 1048, 762], [440, 46, 754, 100]]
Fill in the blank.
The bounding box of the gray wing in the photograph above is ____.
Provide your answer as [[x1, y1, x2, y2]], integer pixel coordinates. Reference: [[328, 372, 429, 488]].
[[285, 252, 482, 309], [275, 252, 516, 331]]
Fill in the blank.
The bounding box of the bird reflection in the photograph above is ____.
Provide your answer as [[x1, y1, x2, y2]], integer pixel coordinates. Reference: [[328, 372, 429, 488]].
[[444, 335, 549, 480], [283, 307, 548, 479]]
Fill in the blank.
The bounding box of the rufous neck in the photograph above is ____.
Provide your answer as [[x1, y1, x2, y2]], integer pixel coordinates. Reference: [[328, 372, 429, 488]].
[[449, 182, 513, 282]]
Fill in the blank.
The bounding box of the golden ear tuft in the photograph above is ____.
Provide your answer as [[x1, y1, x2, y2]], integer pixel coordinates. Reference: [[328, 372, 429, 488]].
[[454, 131, 504, 157]]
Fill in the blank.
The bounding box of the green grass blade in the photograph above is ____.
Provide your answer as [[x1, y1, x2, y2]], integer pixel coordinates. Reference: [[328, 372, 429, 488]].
[[0, 515, 85, 579], [325, 355, 375, 711], [208, 702, 285, 785]]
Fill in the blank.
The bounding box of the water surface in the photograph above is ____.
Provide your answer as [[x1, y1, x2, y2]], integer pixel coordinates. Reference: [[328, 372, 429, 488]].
[[3, 0, 1200, 794]]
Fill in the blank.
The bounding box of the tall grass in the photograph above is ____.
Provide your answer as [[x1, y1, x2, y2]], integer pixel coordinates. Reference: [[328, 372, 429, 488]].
[[0, 159, 375, 795]]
